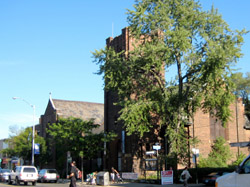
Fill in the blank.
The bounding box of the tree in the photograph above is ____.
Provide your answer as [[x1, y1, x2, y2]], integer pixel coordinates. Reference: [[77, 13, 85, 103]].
[[198, 137, 231, 167], [47, 117, 116, 172], [93, 0, 247, 165], [232, 72, 250, 119], [8, 125, 24, 137], [1, 127, 47, 165]]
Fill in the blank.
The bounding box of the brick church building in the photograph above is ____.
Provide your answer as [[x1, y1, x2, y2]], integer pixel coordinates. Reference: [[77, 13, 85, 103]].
[[37, 95, 104, 170], [104, 28, 250, 175]]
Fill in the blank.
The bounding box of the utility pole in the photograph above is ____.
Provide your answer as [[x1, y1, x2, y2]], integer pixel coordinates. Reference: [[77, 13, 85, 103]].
[[13, 97, 36, 166], [236, 98, 240, 156]]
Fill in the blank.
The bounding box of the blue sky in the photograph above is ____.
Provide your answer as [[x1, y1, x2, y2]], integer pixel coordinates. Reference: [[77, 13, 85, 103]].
[[0, 0, 249, 140]]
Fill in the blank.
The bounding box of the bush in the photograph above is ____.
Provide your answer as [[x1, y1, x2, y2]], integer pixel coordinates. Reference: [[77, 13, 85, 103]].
[[229, 152, 247, 167], [198, 137, 232, 168]]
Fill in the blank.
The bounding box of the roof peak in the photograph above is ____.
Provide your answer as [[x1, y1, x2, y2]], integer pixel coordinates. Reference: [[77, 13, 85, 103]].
[[52, 98, 104, 105]]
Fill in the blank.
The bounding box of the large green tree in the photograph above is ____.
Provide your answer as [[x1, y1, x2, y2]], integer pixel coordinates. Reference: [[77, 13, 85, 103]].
[[93, 0, 247, 165], [47, 117, 116, 172], [1, 127, 47, 165]]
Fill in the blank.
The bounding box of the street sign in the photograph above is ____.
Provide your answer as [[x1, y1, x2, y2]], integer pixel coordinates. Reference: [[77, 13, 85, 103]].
[[67, 157, 72, 163], [145, 159, 157, 171], [67, 151, 71, 157], [153, 145, 161, 150], [192, 148, 199, 156], [146, 151, 156, 155]]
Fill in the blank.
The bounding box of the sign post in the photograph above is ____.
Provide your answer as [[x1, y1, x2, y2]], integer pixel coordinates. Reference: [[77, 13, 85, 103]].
[[153, 143, 161, 183], [66, 151, 71, 178], [192, 148, 199, 184]]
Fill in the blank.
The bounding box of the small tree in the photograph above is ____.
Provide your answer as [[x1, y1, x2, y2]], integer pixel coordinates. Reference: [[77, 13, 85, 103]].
[[198, 137, 231, 167], [230, 152, 246, 167], [47, 117, 116, 173]]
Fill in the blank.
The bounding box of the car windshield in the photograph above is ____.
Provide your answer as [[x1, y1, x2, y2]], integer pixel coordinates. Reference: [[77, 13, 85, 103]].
[[23, 168, 36, 173], [47, 169, 57, 173]]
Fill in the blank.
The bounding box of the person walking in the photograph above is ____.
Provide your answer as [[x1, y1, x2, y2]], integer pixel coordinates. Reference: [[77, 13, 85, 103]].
[[68, 161, 78, 187], [181, 166, 192, 187], [111, 167, 118, 183], [91, 171, 97, 185]]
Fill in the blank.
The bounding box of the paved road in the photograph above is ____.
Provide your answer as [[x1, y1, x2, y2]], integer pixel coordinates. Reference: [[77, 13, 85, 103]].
[[107, 182, 206, 187], [0, 181, 208, 187]]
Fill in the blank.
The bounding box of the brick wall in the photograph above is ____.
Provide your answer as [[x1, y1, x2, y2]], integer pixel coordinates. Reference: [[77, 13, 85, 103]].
[[39, 100, 57, 139], [190, 98, 250, 161]]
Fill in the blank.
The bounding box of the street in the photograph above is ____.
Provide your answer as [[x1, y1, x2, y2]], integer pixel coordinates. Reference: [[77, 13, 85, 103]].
[[0, 181, 208, 187]]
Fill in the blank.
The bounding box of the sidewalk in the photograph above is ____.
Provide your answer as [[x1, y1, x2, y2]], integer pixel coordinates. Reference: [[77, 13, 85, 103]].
[[110, 182, 206, 187], [76, 181, 206, 187]]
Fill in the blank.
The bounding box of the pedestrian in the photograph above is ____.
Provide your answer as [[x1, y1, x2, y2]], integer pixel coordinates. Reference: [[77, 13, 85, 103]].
[[91, 171, 97, 185], [180, 166, 192, 187], [110, 167, 118, 183], [68, 161, 78, 187]]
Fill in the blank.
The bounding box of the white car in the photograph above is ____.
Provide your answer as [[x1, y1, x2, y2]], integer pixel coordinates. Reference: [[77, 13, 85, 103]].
[[0, 169, 11, 182], [8, 166, 38, 186], [216, 154, 250, 187], [38, 169, 59, 183]]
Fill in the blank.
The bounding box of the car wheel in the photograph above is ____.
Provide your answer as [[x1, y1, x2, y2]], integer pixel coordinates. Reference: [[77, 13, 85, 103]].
[[15, 177, 20, 185], [24, 182, 28, 185], [32, 181, 36, 186]]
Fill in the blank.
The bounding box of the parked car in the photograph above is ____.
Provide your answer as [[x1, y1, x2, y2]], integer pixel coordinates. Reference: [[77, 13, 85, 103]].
[[0, 169, 11, 182], [38, 169, 59, 183], [216, 154, 250, 187], [8, 165, 38, 185], [203, 171, 229, 186]]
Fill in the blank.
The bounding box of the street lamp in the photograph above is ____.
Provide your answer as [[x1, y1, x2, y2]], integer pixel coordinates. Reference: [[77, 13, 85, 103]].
[[12, 97, 36, 166]]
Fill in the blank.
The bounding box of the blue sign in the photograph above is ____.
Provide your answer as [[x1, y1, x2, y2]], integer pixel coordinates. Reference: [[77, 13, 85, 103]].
[[122, 131, 125, 154], [34, 143, 40, 154]]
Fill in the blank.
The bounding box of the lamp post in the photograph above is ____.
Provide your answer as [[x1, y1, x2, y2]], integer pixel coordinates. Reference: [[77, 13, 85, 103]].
[[12, 97, 35, 166]]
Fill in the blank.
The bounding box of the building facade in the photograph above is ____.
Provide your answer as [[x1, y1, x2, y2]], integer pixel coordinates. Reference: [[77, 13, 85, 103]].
[[38, 96, 104, 170]]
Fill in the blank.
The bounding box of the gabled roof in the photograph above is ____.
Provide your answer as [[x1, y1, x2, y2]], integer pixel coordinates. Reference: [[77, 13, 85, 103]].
[[51, 99, 104, 126]]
